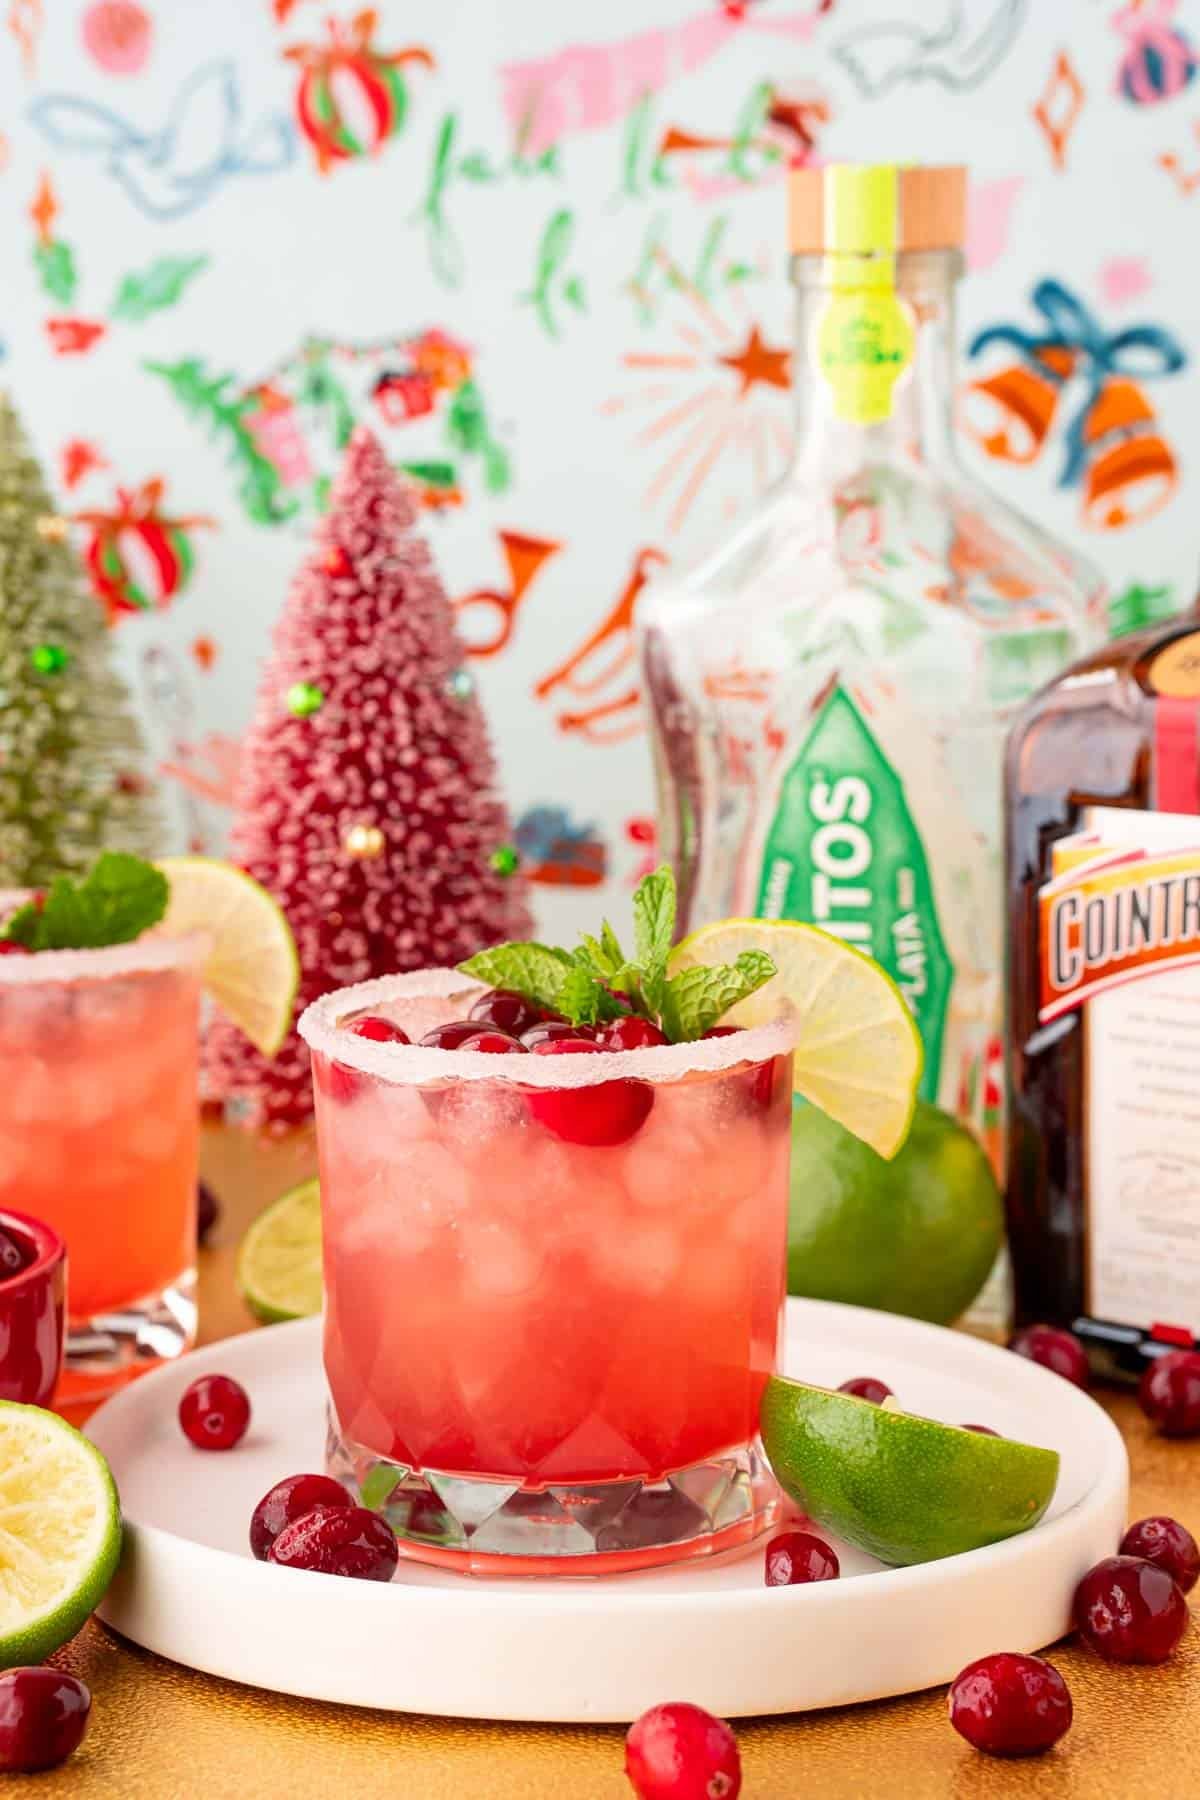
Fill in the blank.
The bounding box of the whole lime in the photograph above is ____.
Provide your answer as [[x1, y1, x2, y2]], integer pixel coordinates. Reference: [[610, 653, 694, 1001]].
[[787, 1099, 1003, 1325]]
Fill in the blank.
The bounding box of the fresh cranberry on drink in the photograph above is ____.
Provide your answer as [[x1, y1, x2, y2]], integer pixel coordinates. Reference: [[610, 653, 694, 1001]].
[[348, 1014, 410, 1045], [249, 1472, 353, 1560], [419, 1019, 495, 1050], [0, 941, 28, 957], [1008, 1325, 1089, 1388], [467, 988, 543, 1037], [0, 1669, 91, 1773], [961, 1424, 999, 1436], [948, 1652, 1072, 1757], [603, 1016, 669, 1051], [1139, 1350, 1200, 1436], [456, 1030, 527, 1055], [838, 1376, 892, 1404], [1120, 1516, 1200, 1593], [268, 1505, 398, 1581], [624, 1701, 742, 1799], [702, 1025, 742, 1039], [0, 1225, 28, 1281], [1073, 1555, 1189, 1663], [764, 1530, 839, 1586], [526, 1037, 653, 1146], [520, 1020, 598, 1048], [179, 1374, 251, 1450]]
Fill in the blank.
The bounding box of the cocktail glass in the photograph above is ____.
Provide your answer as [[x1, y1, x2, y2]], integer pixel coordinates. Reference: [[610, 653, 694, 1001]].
[[300, 972, 795, 1576], [0, 932, 206, 1407]]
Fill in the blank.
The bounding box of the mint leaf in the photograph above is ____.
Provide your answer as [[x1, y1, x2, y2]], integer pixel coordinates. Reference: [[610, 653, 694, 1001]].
[[659, 950, 776, 1042], [3, 853, 168, 951], [633, 866, 675, 976], [557, 962, 603, 1025], [458, 941, 572, 1012], [601, 919, 626, 970]]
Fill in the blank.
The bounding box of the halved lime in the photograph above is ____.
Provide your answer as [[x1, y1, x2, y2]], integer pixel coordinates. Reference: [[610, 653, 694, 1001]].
[[238, 1178, 322, 1324], [158, 856, 299, 1056], [761, 1374, 1059, 1566], [669, 919, 922, 1158], [0, 1403, 122, 1667]]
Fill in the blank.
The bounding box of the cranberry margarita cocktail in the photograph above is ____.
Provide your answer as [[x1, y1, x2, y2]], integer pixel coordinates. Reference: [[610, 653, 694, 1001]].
[[300, 972, 794, 1574], [0, 933, 204, 1405]]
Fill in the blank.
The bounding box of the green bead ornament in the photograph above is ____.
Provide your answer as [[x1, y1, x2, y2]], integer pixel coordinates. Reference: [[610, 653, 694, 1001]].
[[489, 845, 520, 877], [30, 643, 69, 676], [287, 681, 325, 717]]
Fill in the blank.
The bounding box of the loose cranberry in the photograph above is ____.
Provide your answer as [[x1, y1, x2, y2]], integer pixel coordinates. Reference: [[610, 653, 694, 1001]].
[[1139, 1350, 1200, 1436], [948, 1652, 1071, 1758], [249, 1472, 353, 1561], [764, 1530, 839, 1586], [1009, 1325, 1089, 1388], [197, 1181, 219, 1245], [179, 1373, 251, 1451], [1120, 1516, 1200, 1593], [0, 1669, 91, 1773], [962, 1424, 999, 1436], [419, 1019, 493, 1050], [624, 1701, 742, 1799], [1073, 1555, 1189, 1664], [457, 1029, 527, 1055], [468, 988, 542, 1037], [526, 1037, 653, 1146], [603, 1016, 669, 1051], [268, 1505, 398, 1582], [0, 1225, 28, 1281], [347, 1014, 410, 1046], [520, 1020, 598, 1049], [838, 1376, 892, 1405]]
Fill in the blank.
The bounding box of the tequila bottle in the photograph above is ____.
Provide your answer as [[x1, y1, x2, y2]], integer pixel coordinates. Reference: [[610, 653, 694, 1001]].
[[639, 164, 1102, 1161]]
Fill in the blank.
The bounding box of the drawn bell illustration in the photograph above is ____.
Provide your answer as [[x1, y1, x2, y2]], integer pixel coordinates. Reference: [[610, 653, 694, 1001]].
[[1079, 378, 1178, 530], [958, 345, 1076, 464]]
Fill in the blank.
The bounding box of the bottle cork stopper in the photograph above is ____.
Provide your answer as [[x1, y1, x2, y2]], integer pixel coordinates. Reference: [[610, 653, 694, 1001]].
[[790, 164, 966, 254]]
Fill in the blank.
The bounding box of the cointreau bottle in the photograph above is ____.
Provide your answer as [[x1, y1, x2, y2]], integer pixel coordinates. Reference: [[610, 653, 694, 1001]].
[[1007, 601, 1200, 1377], [639, 164, 1101, 1160]]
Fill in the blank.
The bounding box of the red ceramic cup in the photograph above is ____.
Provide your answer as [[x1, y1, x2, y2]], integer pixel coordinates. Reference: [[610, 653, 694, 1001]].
[[0, 1209, 66, 1407]]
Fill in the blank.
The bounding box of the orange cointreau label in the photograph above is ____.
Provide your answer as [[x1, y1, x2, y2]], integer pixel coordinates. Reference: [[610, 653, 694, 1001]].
[[1039, 833, 1200, 1024]]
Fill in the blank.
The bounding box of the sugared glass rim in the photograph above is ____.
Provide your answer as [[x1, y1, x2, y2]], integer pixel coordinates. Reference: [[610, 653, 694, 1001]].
[[298, 969, 796, 1088], [0, 927, 210, 986]]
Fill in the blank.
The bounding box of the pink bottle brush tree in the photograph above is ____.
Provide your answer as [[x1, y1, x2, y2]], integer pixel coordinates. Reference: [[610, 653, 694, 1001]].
[[204, 426, 532, 1127]]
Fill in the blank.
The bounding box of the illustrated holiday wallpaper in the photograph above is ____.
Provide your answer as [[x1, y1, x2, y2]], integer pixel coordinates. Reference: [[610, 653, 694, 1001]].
[[1, 0, 1198, 938]]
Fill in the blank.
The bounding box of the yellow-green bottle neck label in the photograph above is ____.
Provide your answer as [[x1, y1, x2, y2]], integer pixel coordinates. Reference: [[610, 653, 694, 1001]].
[[815, 166, 915, 426]]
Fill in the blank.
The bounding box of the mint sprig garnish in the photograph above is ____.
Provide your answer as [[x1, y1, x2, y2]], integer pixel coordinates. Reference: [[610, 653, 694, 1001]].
[[458, 865, 776, 1042], [2, 852, 168, 951]]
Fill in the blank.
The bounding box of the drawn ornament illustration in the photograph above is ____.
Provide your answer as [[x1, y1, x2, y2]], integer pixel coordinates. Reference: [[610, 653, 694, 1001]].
[[285, 8, 434, 173], [74, 479, 213, 621], [961, 278, 1187, 530], [152, 330, 508, 527], [1112, 0, 1196, 106]]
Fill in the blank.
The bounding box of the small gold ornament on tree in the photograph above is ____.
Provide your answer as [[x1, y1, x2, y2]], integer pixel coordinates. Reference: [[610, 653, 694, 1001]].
[[286, 681, 325, 717], [489, 844, 520, 877], [343, 822, 385, 860], [35, 514, 69, 543]]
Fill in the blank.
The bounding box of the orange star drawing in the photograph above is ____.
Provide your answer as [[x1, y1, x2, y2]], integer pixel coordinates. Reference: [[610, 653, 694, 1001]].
[[718, 324, 791, 397]]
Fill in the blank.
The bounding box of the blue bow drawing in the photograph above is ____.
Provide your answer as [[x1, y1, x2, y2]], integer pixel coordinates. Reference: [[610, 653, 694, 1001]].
[[969, 277, 1187, 487], [29, 60, 296, 222]]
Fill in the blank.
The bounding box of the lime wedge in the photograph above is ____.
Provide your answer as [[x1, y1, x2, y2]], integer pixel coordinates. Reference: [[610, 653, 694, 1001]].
[[670, 919, 922, 1158], [159, 856, 299, 1056], [761, 1375, 1059, 1566], [238, 1178, 322, 1324], [0, 1403, 122, 1666]]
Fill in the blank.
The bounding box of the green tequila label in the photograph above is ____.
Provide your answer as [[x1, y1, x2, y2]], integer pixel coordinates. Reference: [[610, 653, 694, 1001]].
[[755, 684, 951, 1098]]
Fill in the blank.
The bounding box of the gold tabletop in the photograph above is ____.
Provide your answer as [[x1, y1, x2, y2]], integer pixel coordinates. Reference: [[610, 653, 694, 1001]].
[[35, 1123, 1200, 1798]]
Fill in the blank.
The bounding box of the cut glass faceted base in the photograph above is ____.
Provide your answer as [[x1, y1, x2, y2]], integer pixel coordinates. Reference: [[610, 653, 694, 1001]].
[[58, 1268, 196, 1409], [327, 1404, 779, 1576]]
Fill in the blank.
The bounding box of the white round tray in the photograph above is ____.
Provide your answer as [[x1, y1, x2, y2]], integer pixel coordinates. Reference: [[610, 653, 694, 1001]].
[[86, 1300, 1128, 1723]]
